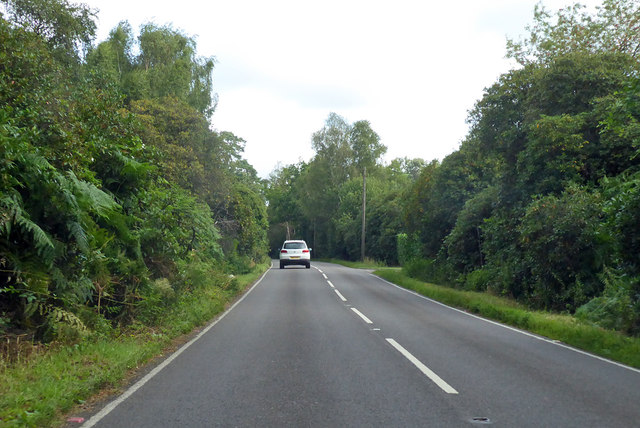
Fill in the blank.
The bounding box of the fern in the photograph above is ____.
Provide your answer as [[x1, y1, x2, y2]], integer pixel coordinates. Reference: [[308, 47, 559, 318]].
[[67, 220, 89, 255], [67, 171, 120, 219], [0, 194, 55, 265], [0, 193, 19, 236]]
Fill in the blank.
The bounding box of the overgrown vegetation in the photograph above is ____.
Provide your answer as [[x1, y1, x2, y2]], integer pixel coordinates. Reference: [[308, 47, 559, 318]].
[[0, 262, 268, 427], [0, 0, 267, 344], [267, 0, 640, 337], [0, 0, 269, 421]]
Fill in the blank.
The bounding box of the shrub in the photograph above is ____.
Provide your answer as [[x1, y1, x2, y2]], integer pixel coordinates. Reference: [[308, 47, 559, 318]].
[[404, 258, 455, 286], [464, 269, 491, 291], [576, 268, 640, 334], [517, 186, 607, 310], [397, 233, 421, 266]]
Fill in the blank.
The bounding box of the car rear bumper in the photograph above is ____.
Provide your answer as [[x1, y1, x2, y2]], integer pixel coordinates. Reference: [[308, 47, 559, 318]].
[[279, 258, 310, 267]]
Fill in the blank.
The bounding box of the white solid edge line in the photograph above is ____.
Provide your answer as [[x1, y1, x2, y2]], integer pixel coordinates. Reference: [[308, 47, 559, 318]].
[[327, 280, 335, 288], [334, 289, 347, 302], [386, 338, 458, 394], [81, 262, 274, 428], [351, 307, 373, 324], [372, 274, 640, 375]]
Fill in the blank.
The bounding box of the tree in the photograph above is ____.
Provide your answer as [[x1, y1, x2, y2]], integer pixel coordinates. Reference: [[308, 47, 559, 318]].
[[507, 0, 640, 65], [349, 120, 386, 173], [1, 0, 96, 62], [138, 23, 216, 117], [87, 22, 217, 116], [266, 163, 306, 250]]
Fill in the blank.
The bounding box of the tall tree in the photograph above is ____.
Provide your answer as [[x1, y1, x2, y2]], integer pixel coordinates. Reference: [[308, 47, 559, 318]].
[[349, 120, 385, 173], [138, 23, 216, 117], [507, 0, 640, 65], [1, 0, 96, 63]]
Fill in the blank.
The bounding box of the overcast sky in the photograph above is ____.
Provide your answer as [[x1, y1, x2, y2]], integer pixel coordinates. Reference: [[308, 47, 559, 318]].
[[82, 0, 603, 178]]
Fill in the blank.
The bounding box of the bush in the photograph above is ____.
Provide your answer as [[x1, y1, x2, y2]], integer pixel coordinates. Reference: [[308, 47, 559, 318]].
[[464, 269, 491, 291], [404, 258, 455, 286], [517, 186, 607, 310], [444, 186, 497, 273], [397, 233, 421, 266], [576, 269, 640, 334]]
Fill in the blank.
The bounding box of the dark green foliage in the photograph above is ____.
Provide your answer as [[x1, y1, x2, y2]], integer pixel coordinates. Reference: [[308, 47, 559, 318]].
[[397, 233, 421, 266], [402, 258, 455, 287], [267, 113, 398, 261], [444, 185, 497, 273], [0, 5, 266, 343], [516, 186, 606, 310], [1, 0, 96, 64], [393, 3, 640, 333], [87, 21, 216, 117], [576, 268, 640, 334]]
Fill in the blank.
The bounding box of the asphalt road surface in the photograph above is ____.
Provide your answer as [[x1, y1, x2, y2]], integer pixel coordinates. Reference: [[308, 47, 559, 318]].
[[82, 261, 640, 427]]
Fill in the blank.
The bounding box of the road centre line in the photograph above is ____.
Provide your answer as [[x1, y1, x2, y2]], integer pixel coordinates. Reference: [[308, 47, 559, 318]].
[[386, 338, 459, 394], [327, 280, 335, 288], [322, 273, 328, 279], [334, 289, 347, 302], [351, 307, 373, 324]]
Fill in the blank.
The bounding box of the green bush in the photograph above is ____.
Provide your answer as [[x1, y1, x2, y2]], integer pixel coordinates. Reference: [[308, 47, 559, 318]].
[[464, 269, 491, 291], [576, 269, 640, 334], [517, 186, 606, 310], [397, 233, 421, 266], [404, 258, 455, 286]]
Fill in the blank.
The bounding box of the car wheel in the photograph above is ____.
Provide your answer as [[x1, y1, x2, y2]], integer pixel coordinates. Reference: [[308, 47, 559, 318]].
[[280, 261, 285, 269], [306, 263, 311, 269]]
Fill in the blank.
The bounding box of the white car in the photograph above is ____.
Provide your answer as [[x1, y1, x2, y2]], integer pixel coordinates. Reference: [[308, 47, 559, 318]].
[[279, 240, 311, 269]]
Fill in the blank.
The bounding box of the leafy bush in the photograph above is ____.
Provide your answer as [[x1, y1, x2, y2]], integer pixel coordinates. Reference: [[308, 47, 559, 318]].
[[397, 233, 421, 266], [444, 186, 497, 273], [576, 268, 640, 334], [403, 258, 455, 287], [517, 186, 607, 310], [463, 269, 491, 292]]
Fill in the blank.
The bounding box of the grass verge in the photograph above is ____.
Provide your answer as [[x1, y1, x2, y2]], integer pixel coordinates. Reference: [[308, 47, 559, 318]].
[[0, 262, 270, 428], [318, 258, 393, 270], [374, 269, 640, 369]]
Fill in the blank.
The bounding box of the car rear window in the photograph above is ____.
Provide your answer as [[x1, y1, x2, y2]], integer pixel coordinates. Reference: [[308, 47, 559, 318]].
[[284, 242, 306, 249]]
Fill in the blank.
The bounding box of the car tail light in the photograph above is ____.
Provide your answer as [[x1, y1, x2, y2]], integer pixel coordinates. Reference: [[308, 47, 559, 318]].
[[302, 249, 309, 253], [280, 250, 288, 253]]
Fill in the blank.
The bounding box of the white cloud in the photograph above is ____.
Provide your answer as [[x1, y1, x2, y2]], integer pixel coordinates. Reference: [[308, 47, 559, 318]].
[[83, 0, 605, 177]]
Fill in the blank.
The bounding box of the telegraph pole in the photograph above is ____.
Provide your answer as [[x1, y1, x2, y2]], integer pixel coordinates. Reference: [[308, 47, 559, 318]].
[[361, 166, 366, 261]]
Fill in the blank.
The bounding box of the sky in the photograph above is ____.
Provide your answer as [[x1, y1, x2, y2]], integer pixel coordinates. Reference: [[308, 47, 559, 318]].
[[81, 0, 603, 178]]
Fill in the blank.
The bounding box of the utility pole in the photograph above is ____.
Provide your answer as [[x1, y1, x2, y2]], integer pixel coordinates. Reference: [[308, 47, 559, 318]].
[[361, 166, 366, 262]]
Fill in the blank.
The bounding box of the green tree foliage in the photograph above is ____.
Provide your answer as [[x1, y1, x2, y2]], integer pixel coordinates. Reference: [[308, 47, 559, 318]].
[[87, 21, 216, 116], [506, 0, 640, 65], [1, 0, 96, 63], [516, 186, 606, 310], [266, 163, 307, 255], [392, 1, 640, 333], [349, 120, 386, 173], [403, 150, 482, 258], [0, 3, 266, 341], [267, 113, 406, 261]]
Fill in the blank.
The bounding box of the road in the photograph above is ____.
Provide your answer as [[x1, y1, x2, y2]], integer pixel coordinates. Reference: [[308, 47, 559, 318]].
[[82, 261, 640, 427]]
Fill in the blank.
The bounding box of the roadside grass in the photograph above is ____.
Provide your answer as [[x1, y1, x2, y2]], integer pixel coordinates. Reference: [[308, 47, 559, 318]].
[[0, 262, 269, 428], [318, 258, 393, 270], [374, 269, 640, 370]]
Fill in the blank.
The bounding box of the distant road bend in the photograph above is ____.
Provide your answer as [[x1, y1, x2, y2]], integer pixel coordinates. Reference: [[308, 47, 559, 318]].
[[82, 261, 640, 427]]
